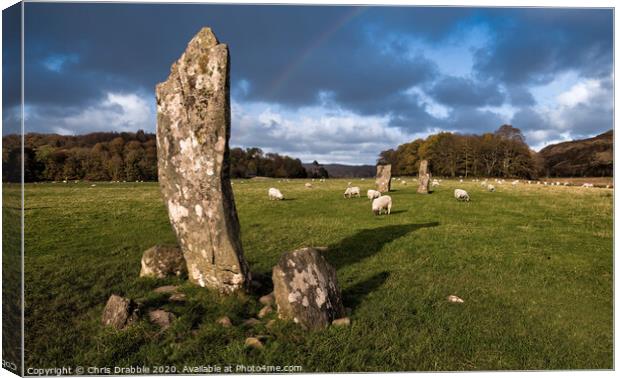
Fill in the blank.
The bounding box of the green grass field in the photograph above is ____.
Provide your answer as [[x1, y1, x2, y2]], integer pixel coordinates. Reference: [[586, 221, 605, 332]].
[[18, 178, 612, 371]]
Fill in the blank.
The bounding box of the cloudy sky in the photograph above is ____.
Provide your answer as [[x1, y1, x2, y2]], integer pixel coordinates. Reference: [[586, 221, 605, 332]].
[[2, 3, 613, 164]]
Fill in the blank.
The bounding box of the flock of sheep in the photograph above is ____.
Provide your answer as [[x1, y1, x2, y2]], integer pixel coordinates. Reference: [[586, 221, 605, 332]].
[[265, 175, 610, 216], [268, 184, 393, 215]]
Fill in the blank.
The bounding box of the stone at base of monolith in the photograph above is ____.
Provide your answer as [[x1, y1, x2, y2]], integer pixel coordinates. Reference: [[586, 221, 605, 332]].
[[417, 160, 431, 194], [376, 164, 392, 192], [139, 245, 186, 278], [272, 247, 345, 330], [101, 295, 139, 330], [156, 27, 250, 293]]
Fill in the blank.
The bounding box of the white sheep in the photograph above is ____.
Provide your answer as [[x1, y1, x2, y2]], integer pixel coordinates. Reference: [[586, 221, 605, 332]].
[[432, 179, 440, 187], [344, 186, 361, 198], [582, 183, 594, 188], [305, 183, 313, 188], [367, 189, 381, 201], [268, 187, 284, 200], [454, 189, 470, 201], [487, 184, 495, 192], [372, 195, 392, 215]]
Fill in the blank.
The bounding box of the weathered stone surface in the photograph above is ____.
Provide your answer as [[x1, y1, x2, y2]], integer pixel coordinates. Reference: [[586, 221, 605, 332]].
[[417, 160, 431, 194], [101, 295, 139, 330], [153, 285, 179, 294], [216, 316, 232, 327], [375, 164, 391, 192], [140, 246, 187, 279], [148, 309, 176, 329], [156, 27, 250, 293], [258, 305, 273, 319], [332, 317, 351, 327], [242, 318, 261, 327], [259, 293, 274, 306], [169, 292, 187, 302], [245, 337, 264, 349], [272, 247, 345, 330], [265, 319, 277, 329]]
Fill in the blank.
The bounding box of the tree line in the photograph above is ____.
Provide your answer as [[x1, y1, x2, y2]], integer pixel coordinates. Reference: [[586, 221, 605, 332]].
[[2, 131, 319, 182], [378, 125, 542, 179]]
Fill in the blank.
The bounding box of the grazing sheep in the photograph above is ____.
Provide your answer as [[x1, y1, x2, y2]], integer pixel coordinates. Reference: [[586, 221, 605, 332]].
[[511, 180, 519, 186], [344, 186, 361, 198], [372, 195, 392, 215], [305, 183, 313, 188], [402, 180, 407, 185], [432, 179, 440, 187], [487, 184, 495, 192], [367, 189, 381, 201], [582, 183, 594, 188], [268, 187, 284, 200], [454, 189, 470, 201]]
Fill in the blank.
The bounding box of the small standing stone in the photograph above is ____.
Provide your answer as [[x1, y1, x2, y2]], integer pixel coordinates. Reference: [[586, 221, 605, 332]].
[[101, 295, 139, 330], [376, 164, 392, 192], [140, 246, 186, 279], [417, 160, 431, 194], [272, 247, 345, 330]]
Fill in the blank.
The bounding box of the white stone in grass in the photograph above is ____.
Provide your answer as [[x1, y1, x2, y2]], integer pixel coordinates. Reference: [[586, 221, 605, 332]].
[[447, 295, 464, 303]]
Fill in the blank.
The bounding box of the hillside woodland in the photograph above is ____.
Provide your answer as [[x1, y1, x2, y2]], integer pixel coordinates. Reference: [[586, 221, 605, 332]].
[[2, 126, 612, 182]]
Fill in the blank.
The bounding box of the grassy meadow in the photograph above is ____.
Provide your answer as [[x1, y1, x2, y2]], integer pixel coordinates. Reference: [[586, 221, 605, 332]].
[[18, 177, 613, 371]]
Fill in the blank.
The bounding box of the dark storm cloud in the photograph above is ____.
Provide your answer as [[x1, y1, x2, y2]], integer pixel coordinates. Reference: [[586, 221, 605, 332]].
[[23, 3, 449, 113], [8, 3, 613, 157], [3, 2, 21, 114], [429, 76, 505, 107], [472, 8, 613, 85]]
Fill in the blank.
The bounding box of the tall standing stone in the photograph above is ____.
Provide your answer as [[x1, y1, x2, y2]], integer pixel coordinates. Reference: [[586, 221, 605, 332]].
[[156, 27, 250, 293], [417, 160, 431, 194], [376, 164, 391, 192]]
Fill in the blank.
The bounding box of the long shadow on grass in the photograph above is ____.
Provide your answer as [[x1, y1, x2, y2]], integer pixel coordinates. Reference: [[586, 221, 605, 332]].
[[342, 271, 390, 312], [326, 222, 439, 270]]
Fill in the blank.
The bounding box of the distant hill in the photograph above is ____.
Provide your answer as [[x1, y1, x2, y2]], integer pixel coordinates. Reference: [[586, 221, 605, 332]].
[[303, 163, 375, 178], [539, 130, 613, 177]]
